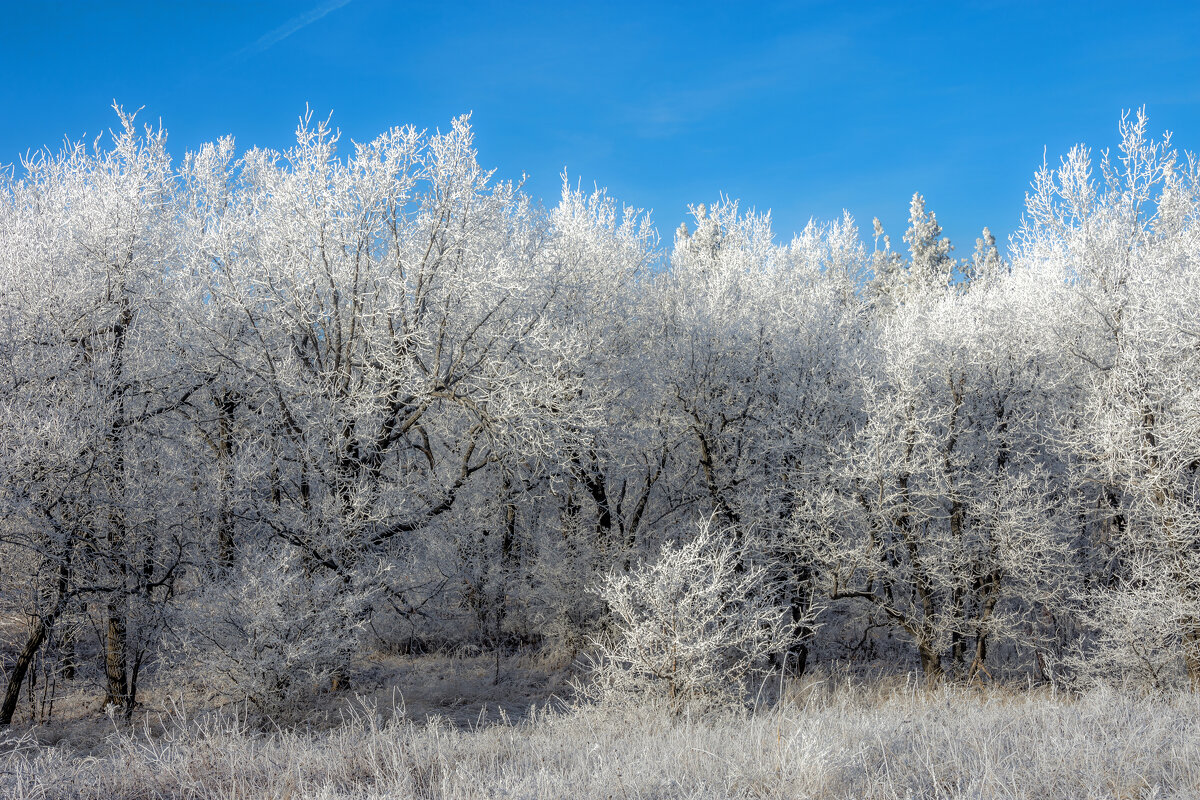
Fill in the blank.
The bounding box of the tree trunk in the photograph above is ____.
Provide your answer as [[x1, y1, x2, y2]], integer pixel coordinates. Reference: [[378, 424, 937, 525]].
[[215, 390, 238, 569], [970, 631, 990, 682], [104, 601, 129, 710], [0, 620, 46, 725], [918, 640, 944, 681], [60, 624, 76, 682], [3, 553, 73, 724], [103, 292, 133, 713]]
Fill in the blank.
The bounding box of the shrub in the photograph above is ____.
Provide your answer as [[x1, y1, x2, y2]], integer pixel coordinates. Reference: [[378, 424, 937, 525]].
[[167, 546, 378, 715], [587, 518, 805, 709]]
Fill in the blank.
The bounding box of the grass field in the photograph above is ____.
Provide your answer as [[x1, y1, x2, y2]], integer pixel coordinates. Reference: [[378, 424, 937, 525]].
[[2, 664, 1197, 799]]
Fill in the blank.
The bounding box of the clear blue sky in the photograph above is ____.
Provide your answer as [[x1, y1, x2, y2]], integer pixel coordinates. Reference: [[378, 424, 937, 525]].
[[3, 1, 1199, 255]]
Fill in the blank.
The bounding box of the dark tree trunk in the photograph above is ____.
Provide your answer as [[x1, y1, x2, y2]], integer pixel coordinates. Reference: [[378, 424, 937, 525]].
[[215, 390, 238, 569], [103, 292, 133, 714], [4, 553, 73, 725], [104, 602, 129, 710], [0, 620, 46, 725], [918, 640, 944, 681]]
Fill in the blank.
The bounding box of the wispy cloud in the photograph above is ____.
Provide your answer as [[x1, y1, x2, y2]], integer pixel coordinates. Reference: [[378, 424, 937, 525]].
[[620, 28, 854, 140], [232, 0, 353, 61]]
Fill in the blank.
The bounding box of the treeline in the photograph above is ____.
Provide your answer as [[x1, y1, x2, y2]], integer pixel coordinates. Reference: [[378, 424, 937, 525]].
[[1, 107, 1198, 720]]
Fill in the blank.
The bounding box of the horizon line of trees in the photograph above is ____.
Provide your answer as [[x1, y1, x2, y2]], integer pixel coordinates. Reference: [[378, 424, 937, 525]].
[[2, 106, 1199, 721]]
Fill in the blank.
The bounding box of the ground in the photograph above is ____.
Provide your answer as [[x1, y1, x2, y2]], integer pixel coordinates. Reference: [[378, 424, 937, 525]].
[[2, 655, 1199, 798]]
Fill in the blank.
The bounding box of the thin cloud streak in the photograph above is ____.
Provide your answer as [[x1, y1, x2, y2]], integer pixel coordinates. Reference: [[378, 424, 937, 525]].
[[233, 0, 352, 61]]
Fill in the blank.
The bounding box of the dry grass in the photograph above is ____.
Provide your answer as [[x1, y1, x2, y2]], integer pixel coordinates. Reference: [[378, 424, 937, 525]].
[[2, 669, 1198, 799]]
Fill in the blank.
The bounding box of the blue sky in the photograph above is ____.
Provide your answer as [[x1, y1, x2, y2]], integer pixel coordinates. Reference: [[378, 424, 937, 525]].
[[3, 1, 1199, 255]]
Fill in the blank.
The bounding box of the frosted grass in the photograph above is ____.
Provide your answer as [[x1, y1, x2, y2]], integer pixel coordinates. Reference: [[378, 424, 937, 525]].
[[3, 679, 1198, 799]]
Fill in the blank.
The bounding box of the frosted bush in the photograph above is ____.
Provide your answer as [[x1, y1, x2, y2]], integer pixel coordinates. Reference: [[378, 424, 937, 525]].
[[1062, 555, 1200, 691], [167, 546, 378, 714], [587, 518, 804, 708]]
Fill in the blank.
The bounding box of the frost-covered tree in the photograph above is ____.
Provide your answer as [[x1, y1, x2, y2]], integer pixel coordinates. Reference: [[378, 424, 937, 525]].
[[809, 226, 1071, 679], [507, 180, 663, 648], [1015, 109, 1200, 687], [903, 192, 955, 292], [190, 114, 594, 642], [0, 107, 199, 718], [964, 226, 1004, 284], [656, 204, 867, 672]]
